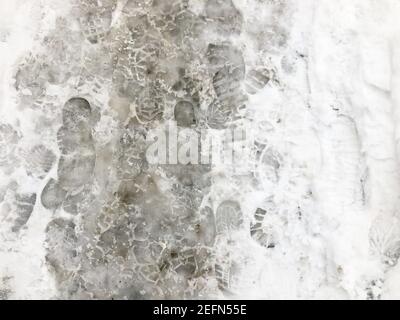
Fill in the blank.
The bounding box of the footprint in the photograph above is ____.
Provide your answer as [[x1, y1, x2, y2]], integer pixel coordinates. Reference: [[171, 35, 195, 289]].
[[215, 260, 233, 293], [41, 179, 67, 210], [206, 99, 233, 129], [256, 147, 282, 186], [212, 65, 246, 109], [11, 193, 37, 233], [57, 98, 96, 192], [14, 55, 47, 103], [42, 98, 96, 214], [0, 185, 37, 234], [370, 215, 400, 266], [57, 98, 94, 156], [245, 67, 271, 95], [22, 145, 56, 179], [215, 200, 243, 235], [61, 97, 92, 130], [251, 207, 267, 232], [250, 208, 276, 248]]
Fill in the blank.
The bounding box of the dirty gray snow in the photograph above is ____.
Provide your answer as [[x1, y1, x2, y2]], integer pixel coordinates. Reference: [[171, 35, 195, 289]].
[[1, 0, 400, 300]]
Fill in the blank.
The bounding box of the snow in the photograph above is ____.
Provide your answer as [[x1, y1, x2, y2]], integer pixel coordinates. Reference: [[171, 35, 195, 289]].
[[1, 0, 400, 300]]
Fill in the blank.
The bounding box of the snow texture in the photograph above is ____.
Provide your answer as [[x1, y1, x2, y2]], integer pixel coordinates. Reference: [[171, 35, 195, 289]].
[[1, 0, 400, 300]]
